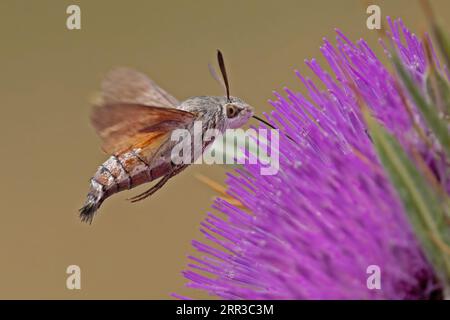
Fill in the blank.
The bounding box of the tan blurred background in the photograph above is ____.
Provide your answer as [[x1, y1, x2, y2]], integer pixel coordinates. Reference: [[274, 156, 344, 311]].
[[0, 0, 448, 299]]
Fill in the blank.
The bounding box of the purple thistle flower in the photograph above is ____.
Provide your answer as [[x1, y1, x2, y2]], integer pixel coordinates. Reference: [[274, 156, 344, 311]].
[[180, 18, 445, 300]]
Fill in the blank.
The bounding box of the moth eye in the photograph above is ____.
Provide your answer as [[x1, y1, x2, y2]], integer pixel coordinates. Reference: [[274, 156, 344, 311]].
[[226, 105, 239, 118]]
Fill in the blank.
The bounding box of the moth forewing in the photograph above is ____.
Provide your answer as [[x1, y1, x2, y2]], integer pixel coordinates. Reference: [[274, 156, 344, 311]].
[[90, 103, 195, 154], [101, 67, 179, 107]]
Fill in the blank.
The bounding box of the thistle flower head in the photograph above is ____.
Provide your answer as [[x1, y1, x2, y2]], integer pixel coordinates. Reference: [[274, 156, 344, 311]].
[[180, 18, 448, 300]]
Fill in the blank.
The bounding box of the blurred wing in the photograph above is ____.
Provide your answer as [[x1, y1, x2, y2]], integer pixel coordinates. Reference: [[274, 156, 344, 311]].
[[101, 67, 179, 108], [91, 103, 194, 154]]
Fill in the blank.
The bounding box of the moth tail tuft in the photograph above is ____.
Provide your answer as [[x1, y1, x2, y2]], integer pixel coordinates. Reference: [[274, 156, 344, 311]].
[[79, 194, 101, 224]]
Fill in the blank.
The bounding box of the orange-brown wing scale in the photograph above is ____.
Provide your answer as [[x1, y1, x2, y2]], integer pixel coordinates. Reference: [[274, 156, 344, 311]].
[[90, 103, 195, 155]]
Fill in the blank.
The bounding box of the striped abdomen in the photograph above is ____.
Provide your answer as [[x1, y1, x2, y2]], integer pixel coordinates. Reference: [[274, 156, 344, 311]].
[[79, 149, 172, 223]]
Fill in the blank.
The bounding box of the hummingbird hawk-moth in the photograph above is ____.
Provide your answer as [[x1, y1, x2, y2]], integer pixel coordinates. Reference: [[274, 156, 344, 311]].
[[80, 51, 269, 223]]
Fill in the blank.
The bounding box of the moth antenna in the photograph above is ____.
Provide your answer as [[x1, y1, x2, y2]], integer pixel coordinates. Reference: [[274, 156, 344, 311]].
[[217, 50, 231, 102], [208, 63, 226, 90]]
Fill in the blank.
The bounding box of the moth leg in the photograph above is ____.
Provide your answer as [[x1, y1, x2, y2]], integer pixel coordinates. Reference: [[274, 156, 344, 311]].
[[127, 173, 172, 203]]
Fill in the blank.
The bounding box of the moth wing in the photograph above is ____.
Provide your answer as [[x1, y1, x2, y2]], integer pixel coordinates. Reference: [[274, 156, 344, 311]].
[[101, 67, 179, 108], [91, 103, 195, 155], [102, 131, 171, 157]]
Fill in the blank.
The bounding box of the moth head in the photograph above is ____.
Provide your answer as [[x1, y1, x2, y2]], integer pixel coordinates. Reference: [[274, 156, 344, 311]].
[[205, 50, 275, 132], [212, 51, 253, 128], [222, 96, 254, 129]]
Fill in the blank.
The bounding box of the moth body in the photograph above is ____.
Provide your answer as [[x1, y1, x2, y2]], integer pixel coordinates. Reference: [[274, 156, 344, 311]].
[[80, 52, 254, 223]]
